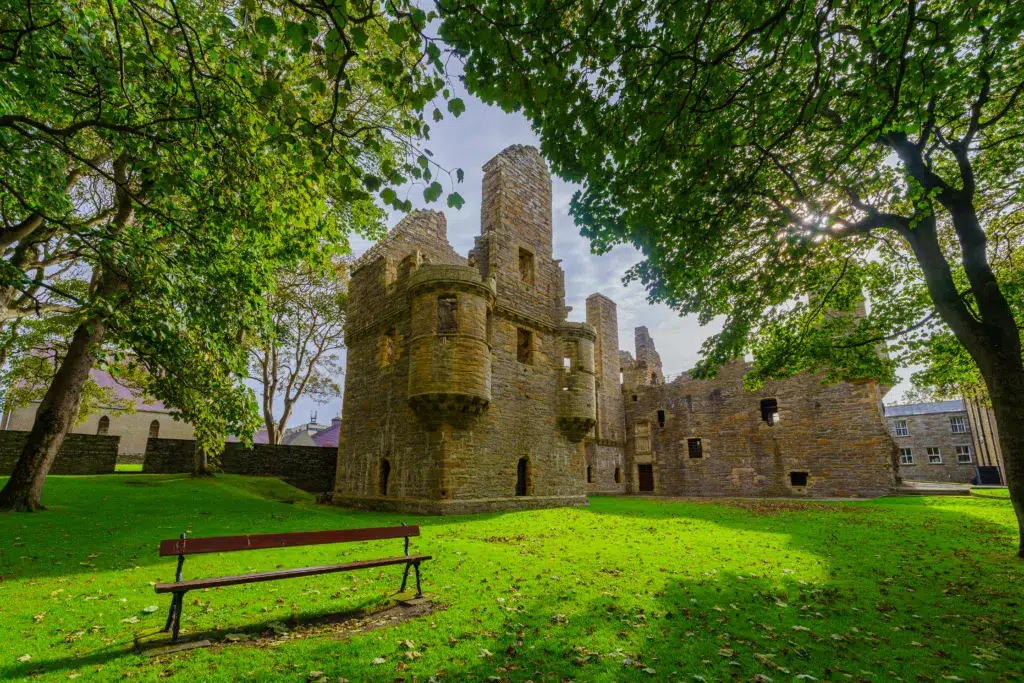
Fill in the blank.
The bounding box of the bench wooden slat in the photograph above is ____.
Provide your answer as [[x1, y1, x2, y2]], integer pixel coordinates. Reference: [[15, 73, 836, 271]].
[[154, 554, 432, 593], [158, 526, 420, 557]]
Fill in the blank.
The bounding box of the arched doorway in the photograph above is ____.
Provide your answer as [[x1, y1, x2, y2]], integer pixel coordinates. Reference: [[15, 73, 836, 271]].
[[96, 415, 110, 435]]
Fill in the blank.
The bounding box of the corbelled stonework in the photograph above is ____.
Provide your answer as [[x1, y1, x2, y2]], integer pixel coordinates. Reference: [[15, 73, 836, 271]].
[[334, 145, 898, 514]]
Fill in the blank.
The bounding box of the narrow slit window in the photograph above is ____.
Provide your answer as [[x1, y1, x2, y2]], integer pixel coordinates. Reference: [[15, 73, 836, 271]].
[[586, 465, 593, 483], [760, 398, 779, 425], [437, 295, 458, 334], [517, 328, 533, 364], [379, 459, 391, 496], [563, 339, 577, 372], [518, 248, 535, 285], [687, 437, 703, 459], [614, 467, 622, 484], [657, 410, 665, 428]]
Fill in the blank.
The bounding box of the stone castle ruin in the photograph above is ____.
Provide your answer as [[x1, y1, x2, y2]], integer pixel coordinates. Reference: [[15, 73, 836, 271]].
[[334, 145, 897, 513]]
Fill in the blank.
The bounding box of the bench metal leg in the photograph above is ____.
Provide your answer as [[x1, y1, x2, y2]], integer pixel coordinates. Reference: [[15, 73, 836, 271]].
[[414, 562, 422, 598], [400, 561, 412, 593], [164, 592, 185, 642]]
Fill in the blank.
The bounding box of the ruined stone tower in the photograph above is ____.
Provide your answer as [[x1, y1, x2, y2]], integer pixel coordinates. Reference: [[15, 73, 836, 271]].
[[334, 146, 593, 513]]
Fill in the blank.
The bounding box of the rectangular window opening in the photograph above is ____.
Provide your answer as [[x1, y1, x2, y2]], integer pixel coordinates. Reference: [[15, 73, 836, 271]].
[[657, 410, 665, 428], [687, 437, 703, 459], [518, 248, 535, 285], [893, 420, 909, 437], [955, 445, 972, 464], [950, 416, 967, 434], [790, 471, 809, 487], [760, 398, 779, 425], [899, 448, 914, 465], [437, 295, 458, 334], [927, 446, 942, 464], [517, 328, 533, 364]]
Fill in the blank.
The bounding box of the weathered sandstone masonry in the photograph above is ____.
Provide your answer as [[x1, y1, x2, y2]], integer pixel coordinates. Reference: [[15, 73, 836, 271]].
[[334, 146, 591, 514], [334, 144, 899, 513]]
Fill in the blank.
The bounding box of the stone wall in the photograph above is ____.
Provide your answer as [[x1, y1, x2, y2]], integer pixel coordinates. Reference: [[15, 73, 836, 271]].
[[624, 361, 897, 498], [886, 410, 975, 483], [0, 430, 119, 475], [142, 438, 336, 492]]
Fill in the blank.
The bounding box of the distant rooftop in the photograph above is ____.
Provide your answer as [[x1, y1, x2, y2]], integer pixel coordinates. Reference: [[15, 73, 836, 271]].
[[884, 399, 965, 417]]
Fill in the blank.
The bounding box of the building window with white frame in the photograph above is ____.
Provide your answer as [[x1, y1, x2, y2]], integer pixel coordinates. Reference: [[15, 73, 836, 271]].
[[926, 446, 942, 464], [893, 419, 909, 437], [899, 448, 914, 465], [950, 416, 967, 434], [955, 445, 972, 464]]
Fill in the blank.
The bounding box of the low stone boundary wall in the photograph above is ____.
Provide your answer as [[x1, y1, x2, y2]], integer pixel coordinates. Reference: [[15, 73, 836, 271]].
[[143, 438, 336, 492], [0, 430, 120, 475]]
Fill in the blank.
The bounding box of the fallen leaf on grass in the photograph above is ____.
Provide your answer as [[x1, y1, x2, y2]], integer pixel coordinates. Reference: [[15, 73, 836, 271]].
[[17, 655, 31, 662]]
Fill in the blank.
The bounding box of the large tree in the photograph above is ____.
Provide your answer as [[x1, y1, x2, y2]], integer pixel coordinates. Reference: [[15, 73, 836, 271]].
[[250, 258, 349, 445], [0, 0, 464, 510], [439, 1, 1024, 554]]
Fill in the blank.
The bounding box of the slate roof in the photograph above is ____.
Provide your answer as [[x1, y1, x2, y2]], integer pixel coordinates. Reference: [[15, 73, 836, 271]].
[[884, 399, 965, 417]]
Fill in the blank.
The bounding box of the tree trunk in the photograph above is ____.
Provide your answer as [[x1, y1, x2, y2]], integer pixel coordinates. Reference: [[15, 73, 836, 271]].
[[979, 354, 1024, 558], [0, 319, 104, 511], [192, 443, 212, 477]]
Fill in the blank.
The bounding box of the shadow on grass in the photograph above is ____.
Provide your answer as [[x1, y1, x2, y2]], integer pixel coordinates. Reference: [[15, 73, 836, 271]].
[[0, 594, 435, 679], [2, 478, 1022, 681]]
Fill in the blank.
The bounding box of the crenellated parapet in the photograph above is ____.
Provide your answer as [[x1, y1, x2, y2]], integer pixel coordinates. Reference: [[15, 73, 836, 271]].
[[406, 264, 495, 422]]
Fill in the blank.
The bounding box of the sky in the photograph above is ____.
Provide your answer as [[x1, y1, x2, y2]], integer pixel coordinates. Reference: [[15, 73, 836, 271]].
[[281, 81, 916, 428]]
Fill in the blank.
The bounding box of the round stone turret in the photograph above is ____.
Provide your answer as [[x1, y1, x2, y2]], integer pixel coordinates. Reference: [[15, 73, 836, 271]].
[[556, 322, 598, 441], [407, 264, 495, 421]]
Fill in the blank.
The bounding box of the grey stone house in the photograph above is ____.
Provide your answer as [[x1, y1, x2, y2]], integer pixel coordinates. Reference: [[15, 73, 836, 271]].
[[884, 400, 977, 483]]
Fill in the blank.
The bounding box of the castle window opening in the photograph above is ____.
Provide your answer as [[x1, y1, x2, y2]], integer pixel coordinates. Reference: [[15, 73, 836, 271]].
[[380, 328, 399, 367], [149, 420, 160, 439], [893, 419, 909, 437], [563, 339, 578, 372], [927, 446, 942, 464], [614, 466, 622, 483], [651, 372, 658, 385], [619, 369, 624, 385], [899, 448, 914, 464], [486, 309, 493, 344], [97, 415, 110, 436], [686, 394, 693, 411], [687, 437, 703, 459], [950, 416, 967, 434], [517, 328, 533, 364], [515, 457, 529, 496], [760, 398, 779, 425], [437, 295, 458, 334], [955, 445, 972, 463], [586, 465, 593, 483], [790, 471, 808, 487], [657, 410, 665, 428], [632, 394, 638, 402], [379, 458, 391, 496], [518, 247, 535, 285]]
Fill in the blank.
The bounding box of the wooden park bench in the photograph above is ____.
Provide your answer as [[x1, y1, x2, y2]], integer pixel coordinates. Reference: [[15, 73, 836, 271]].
[[154, 524, 430, 642]]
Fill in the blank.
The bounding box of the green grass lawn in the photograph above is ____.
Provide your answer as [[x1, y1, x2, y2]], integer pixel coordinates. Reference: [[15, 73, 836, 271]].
[[1, 476, 1022, 682]]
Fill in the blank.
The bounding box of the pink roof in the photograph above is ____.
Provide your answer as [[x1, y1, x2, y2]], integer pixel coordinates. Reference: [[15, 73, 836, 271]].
[[91, 368, 170, 412], [311, 418, 341, 448]]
